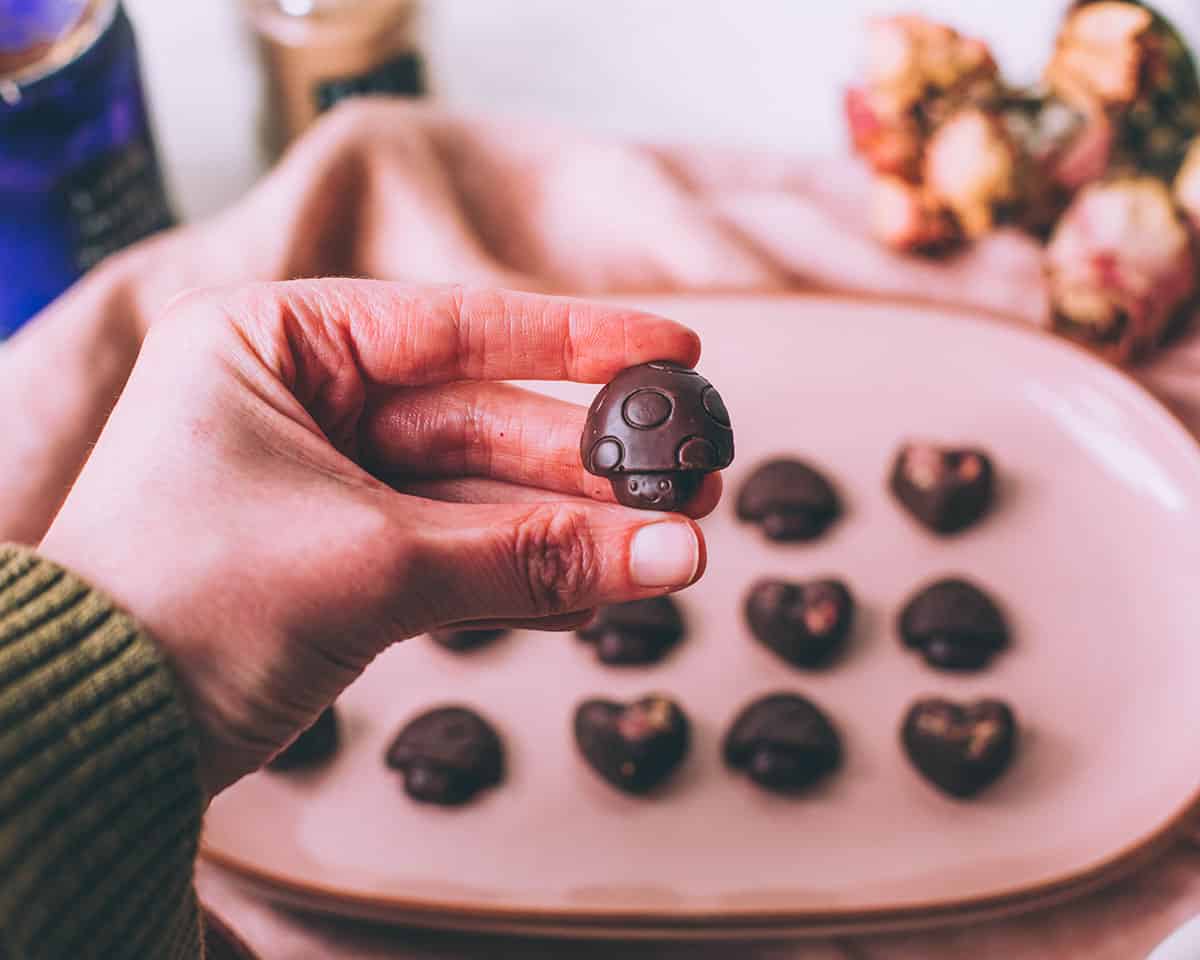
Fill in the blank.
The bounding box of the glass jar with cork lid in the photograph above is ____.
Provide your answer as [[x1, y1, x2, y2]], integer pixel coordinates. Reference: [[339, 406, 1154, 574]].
[[0, 0, 173, 335], [245, 0, 426, 160]]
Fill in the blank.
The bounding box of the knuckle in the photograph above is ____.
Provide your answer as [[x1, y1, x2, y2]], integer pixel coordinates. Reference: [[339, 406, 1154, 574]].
[[159, 284, 208, 322], [308, 97, 380, 147], [147, 284, 280, 375], [152, 285, 213, 338], [143, 287, 231, 360], [511, 504, 600, 616]]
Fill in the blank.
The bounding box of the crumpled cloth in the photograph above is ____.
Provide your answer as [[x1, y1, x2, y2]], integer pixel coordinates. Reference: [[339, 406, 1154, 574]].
[[5, 100, 1200, 958]]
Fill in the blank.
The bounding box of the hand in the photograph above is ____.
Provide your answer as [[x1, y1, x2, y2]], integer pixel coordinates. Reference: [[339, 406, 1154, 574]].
[[0, 96, 772, 544], [39, 281, 720, 798], [0, 101, 529, 546]]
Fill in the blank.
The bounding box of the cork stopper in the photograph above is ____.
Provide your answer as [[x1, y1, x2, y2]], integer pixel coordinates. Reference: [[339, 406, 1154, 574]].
[[244, 0, 422, 156]]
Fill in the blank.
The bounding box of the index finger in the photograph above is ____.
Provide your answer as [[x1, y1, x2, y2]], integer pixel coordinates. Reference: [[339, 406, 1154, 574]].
[[202, 280, 702, 388]]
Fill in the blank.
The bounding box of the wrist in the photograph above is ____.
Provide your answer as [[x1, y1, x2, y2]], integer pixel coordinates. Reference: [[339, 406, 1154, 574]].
[[0, 543, 207, 956]]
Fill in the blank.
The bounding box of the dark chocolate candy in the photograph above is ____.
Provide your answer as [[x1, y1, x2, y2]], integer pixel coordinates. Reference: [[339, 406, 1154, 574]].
[[385, 706, 504, 805], [576, 596, 684, 666], [736, 458, 841, 541], [580, 361, 734, 511], [573, 694, 690, 795], [889, 442, 994, 534], [744, 578, 854, 668], [901, 697, 1018, 798], [431, 628, 508, 653], [267, 706, 340, 772], [723, 693, 842, 793], [899, 577, 1009, 671]]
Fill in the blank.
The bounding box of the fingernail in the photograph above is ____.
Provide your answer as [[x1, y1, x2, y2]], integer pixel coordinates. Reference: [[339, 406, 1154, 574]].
[[629, 522, 700, 588]]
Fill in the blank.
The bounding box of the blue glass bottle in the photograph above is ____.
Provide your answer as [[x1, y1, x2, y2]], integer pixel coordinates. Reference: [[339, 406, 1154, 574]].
[[0, 0, 173, 337]]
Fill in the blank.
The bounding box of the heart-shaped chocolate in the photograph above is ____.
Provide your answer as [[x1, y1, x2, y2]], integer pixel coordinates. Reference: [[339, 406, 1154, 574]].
[[267, 706, 340, 772], [723, 693, 842, 792], [899, 577, 1009, 670], [736, 458, 842, 542], [744, 578, 854, 667], [890, 443, 994, 534], [573, 695, 690, 795], [576, 596, 684, 666], [901, 697, 1018, 798], [385, 706, 504, 805]]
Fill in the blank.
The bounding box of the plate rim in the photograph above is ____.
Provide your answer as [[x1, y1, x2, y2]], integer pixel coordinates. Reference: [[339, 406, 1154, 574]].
[[202, 813, 1189, 937], [200, 292, 1200, 934]]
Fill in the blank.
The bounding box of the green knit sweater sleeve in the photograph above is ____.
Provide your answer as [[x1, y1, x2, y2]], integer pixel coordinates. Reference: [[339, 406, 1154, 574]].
[[0, 544, 205, 960]]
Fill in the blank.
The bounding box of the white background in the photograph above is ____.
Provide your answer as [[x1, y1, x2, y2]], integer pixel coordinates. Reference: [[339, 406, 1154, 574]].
[[123, 1, 1200, 221]]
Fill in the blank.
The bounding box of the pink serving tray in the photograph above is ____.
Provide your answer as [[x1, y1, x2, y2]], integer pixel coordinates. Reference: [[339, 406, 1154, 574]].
[[202, 295, 1200, 938]]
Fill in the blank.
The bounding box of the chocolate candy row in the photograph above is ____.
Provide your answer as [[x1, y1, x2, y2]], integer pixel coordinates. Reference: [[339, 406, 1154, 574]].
[[269, 691, 1019, 804]]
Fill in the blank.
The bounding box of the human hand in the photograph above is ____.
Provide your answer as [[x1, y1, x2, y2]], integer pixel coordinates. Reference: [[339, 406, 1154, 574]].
[[0, 101, 529, 547], [38, 281, 719, 798]]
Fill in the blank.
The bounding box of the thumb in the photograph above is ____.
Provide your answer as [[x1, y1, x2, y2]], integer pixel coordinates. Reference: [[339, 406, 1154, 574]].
[[412, 499, 706, 625]]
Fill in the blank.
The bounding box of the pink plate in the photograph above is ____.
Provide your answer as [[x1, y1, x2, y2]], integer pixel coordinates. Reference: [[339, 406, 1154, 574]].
[[202, 295, 1200, 938]]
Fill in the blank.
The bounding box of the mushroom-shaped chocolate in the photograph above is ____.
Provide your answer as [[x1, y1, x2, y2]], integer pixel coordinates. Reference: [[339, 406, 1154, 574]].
[[581, 361, 734, 511]]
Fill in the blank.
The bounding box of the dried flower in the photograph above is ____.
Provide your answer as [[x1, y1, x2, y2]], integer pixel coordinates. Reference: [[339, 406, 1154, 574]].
[[846, 15, 1000, 179], [1046, 2, 1156, 108], [924, 108, 1019, 237], [1046, 177, 1196, 363], [870, 175, 962, 256], [848, 2, 1200, 274], [1047, 2, 1200, 179], [863, 15, 998, 120], [845, 86, 924, 179]]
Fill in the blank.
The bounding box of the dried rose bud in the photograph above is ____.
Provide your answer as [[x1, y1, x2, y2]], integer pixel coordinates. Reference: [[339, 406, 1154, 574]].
[[1046, 177, 1197, 363], [864, 15, 999, 118], [1047, 2, 1200, 180], [844, 86, 923, 179], [924, 108, 1019, 238], [846, 16, 1001, 179], [871, 175, 963, 256], [1046, 3, 1155, 108]]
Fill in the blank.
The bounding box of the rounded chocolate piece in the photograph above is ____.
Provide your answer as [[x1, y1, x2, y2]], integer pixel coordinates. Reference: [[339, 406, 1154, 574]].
[[745, 578, 854, 668], [581, 361, 734, 511], [623, 389, 672, 429], [431, 628, 508, 653], [736, 458, 841, 542], [677, 436, 719, 470], [723, 693, 842, 793], [267, 706, 339, 772], [899, 577, 1009, 671], [702, 386, 731, 426], [573, 694, 690, 795], [901, 697, 1018, 798], [385, 706, 504, 805], [590, 439, 624, 471], [576, 596, 684, 666], [889, 442, 994, 534]]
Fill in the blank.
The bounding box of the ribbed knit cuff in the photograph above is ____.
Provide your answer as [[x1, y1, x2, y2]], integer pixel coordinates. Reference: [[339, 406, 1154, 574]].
[[0, 545, 205, 960]]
